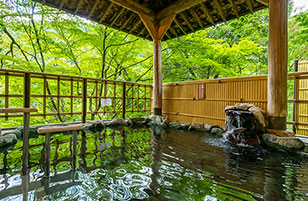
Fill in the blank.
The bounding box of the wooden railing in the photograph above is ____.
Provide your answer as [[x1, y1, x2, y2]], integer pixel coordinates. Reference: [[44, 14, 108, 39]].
[[162, 61, 308, 136], [0, 69, 152, 125]]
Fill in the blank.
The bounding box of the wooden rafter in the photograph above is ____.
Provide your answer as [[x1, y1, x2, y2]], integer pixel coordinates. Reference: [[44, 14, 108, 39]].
[[42, 0, 46, 5], [129, 19, 141, 33], [200, 3, 214, 25], [170, 26, 178, 37], [99, 2, 114, 23], [87, 0, 100, 19], [174, 18, 187, 34], [191, 9, 204, 28], [180, 13, 194, 32], [157, 0, 207, 20], [110, 7, 125, 26], [120, 13, 134, 30], [74, 0, 83, 14], [255, 0, 269, 6], [245, 0, 253, 13], [228, 0, 239, 18], [59, 0, 66, 9], [213, 0, 226, 22], [110, 0, 155, 18], [165, 31, 171, 39]]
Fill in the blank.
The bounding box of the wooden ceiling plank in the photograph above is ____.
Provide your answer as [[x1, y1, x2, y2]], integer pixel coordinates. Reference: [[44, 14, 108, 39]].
[[255, 0, 268, 6], [59, 0, 66, 9], [245, 0, 253, 13], [180, 13, 194, 32], [129, 19, 141, 33], [200, 3, 215, 25], [42, 0, 46, 5], [87, 0, 100, 19], [229, 0, 240, 18], [191, 9, 204, 28], [74, 0, 83, 14], [137, 27, 146, 37], [157, 0, 207, 20], [213, 0, 227, 22], [174, 18, 187, 34], [99, 2, 114, 23], [110, 7, 125, 26], [110, 0, 154, 18], [120, 13, 135, 30]]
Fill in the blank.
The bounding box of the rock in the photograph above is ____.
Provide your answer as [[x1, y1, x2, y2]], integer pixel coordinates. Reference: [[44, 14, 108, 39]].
[[267, 129, 295, 137], [188, 122, 204, 131], [204, 124, 213, 132], [0, 134, 17, 148], [163, 116, 169, 125], [15, 125, 41, 139], [128, 117, 147, 126], [234, 103, 254, 111], [88, 122, 105, 130], [168, 121, 181, 129], [147, 115, 164, 126], [180, 122, 190, 130], [248, 106, 267, 128], [210, 127, 224, 137], [263, 134, 305, 152], [108, 118, 128, 127]]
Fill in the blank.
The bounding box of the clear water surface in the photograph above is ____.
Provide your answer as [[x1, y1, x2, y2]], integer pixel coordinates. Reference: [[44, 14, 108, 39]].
[[0, 127, 308, 201]]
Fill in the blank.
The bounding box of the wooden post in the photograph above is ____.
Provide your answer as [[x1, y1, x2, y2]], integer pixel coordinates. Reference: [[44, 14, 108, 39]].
[[122, 82, 126, 119], [267, 0, 288, 131], [153, 39, 162, 115], [293, 60, 299, 133], [138, 13, 175, 116], [82, 79, 87, 123], [44, 133, 50, 178], [22, 73, 31, 175], [72, 130, 77, 170]]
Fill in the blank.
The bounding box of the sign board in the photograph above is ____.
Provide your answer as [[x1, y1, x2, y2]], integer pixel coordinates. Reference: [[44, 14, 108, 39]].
[[198, 84, 205, 100], [101, 98, 112, 106]]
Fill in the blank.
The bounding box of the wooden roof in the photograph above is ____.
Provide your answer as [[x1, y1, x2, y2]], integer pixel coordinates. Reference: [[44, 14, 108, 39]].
[[36, 0, 268, 40]]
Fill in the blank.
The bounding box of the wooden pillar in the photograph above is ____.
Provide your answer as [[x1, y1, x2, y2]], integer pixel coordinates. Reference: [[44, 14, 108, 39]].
[[138, 13, 175, 116], [22, 73, 31, 175], [267, 0, 288, 130], [153, 39, 162, 115]]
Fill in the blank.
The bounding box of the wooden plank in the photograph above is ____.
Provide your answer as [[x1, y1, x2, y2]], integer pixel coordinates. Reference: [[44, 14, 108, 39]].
[[87, 0, 100, 19], [110, 7, 125, 26], [255, 0, 269, 6], [99, 2, 114, 23], [191, 9, 204, 28], [0, 108, 38, 113], [229, 0, 240, 17], [5, 73, 8, 120], [38, 124, 85, 134], [82, 79, 87, 123], [180, 13, 194, 31]]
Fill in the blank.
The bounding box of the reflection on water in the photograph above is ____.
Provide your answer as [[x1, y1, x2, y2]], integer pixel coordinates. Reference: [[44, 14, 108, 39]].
[[0, 128, 308, 201]]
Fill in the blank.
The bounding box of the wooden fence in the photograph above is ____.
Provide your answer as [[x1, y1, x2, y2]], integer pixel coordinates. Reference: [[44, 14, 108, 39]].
[[0, 69, 152, 125], [162, 61, 308, 136]]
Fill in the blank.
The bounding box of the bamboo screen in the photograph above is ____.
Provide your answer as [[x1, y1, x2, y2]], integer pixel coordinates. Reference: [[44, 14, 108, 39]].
[[162, 75, 268, 126], [296, 61, 308, 136]]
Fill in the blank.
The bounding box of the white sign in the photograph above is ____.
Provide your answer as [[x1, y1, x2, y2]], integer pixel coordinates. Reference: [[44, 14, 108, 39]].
[[101, 98, 112, 106]]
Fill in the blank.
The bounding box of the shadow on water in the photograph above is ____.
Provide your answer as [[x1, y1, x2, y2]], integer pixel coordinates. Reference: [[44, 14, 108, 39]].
[[0, 127, 307, 201]]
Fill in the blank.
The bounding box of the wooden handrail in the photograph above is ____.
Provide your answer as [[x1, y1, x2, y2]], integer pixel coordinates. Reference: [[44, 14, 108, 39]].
[[38, 124, 84, 134], [0, 108, 38, 113]]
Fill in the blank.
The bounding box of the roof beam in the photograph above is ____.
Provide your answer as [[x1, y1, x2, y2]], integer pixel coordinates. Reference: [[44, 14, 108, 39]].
[[228, 0, 239, 18], [110, 7, 125, 26], [157, 0, 207, 20], [74, 0, 83, 14], [139, 13, 175, 40], [213, 0, 227, 22], [98, 2, 114, 23], [110, 0, 155, 18], [120, 13, 134, 30], [87, 0, 100, 19], [174, 18, 187, 34], [200, 3, 214, 25], [180, 13, 194, 32], [129, 19, 141, 33], [191, 9, 204, 28], [255, 0, 269, 6], [59, 0, 66, 9], [245, 0, 253, 13]]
